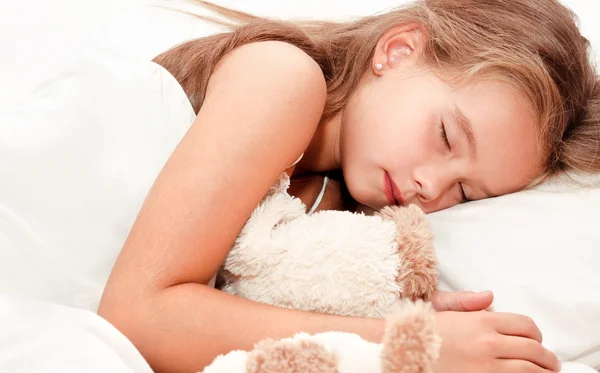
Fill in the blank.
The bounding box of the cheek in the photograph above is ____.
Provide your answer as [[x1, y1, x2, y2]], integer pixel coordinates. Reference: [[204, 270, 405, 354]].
[[389, 111, 438, 167]]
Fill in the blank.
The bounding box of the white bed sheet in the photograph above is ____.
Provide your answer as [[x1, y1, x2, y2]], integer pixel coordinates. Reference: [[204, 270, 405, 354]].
[[0, 294, 152, 373]]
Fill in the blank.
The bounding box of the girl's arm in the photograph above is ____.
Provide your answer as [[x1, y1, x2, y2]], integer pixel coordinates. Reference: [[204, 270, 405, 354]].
[[97, 41, 384, 373]]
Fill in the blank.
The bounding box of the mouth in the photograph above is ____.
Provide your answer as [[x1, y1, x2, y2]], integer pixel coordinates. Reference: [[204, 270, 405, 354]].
[[384, 171, 403, 206]]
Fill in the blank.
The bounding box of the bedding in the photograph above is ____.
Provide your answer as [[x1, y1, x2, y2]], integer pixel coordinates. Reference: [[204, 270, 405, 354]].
[[0, 294, 594, 373], [429, 178, 600, 369], [0, 0, 599, 372], [0, 294, 152, 373], [0, 56, 196, 310]]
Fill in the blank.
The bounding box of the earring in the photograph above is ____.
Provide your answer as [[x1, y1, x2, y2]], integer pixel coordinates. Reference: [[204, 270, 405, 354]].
[[375, 62, 384, 72]]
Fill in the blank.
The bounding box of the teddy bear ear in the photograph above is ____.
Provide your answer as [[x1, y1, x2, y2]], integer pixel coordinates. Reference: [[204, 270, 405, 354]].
[[246, 338, 340, 373], [380, 300, 441, 373]]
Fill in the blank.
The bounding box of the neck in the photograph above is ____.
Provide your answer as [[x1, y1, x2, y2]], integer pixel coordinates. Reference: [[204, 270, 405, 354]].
[[296, 110, 343, 174]]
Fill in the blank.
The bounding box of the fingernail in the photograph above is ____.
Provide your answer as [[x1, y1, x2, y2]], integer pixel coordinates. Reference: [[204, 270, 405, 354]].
[[479, 290, 492, 295]]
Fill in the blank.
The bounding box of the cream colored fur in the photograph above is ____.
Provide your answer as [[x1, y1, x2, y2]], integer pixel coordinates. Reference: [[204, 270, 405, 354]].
[[217, 173, 437, 317]]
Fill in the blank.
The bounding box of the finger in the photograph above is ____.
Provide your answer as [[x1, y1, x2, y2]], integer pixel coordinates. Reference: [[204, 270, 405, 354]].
[[493, 313, 543, 343], [498, 358, 560, 373], [431, 290, 494, 312], [498, 336, 560, 372]]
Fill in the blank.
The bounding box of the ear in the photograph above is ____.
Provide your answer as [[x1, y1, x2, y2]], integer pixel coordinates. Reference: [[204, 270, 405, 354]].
[[372, 24, 425, 75]]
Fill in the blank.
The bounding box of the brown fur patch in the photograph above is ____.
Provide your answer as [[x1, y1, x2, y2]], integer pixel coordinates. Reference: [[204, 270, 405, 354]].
[[381, 300, 442, 373], [377, 204, 438, 300], [246, 338, 339, 373]]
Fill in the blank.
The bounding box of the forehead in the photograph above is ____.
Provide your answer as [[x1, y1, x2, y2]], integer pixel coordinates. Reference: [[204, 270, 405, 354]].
[[453, 79, 542, 195]]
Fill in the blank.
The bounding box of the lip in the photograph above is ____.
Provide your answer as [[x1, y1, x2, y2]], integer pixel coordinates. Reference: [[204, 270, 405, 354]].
[[384, 171, 404, 206], [384, 172, 399, 205]]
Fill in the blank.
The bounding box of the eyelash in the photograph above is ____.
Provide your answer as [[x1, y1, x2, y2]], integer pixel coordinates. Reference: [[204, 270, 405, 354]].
[[439, 121, 451, 150], [439, 121, 468, 202]]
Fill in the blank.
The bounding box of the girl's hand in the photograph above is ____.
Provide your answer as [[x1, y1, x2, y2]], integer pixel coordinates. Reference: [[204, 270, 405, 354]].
[[434, 311, 561, 373], [431, 290, 494, 312]]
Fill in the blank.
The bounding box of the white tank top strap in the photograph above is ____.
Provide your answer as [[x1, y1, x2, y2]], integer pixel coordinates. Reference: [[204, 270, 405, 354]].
[[307, 174, 329, 215]]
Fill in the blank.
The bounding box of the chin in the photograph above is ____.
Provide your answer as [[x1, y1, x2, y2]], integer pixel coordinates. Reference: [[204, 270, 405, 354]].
[[341, 164, 385, 210], [342, 179, 372, 208], [349, 189, 385, 211]]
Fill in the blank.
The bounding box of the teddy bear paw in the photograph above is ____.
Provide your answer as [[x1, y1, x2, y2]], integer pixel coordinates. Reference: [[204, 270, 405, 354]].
[[246, 338, 339, 373], [381, 300, 441, 373]]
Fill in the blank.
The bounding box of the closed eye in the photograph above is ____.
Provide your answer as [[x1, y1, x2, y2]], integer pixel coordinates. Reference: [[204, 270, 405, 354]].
[[439, 121, 451, 149], [440, 121, 469, 203]]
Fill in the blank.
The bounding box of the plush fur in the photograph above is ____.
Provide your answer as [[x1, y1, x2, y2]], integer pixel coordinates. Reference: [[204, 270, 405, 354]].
[[202, 173, 441, 373], [217, 173, 438, 317]]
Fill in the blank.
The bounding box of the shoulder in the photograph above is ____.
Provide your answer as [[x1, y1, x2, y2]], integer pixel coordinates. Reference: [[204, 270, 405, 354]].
[[201, 40, 328, 169], [215, 40, 326, 87], [208, 40, 327, 118]]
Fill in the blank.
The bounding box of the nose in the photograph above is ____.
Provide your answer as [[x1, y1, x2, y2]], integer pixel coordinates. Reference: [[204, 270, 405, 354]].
[[412, 165, 453, 203]]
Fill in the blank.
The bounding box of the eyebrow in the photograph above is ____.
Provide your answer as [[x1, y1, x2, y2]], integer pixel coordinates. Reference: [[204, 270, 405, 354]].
[[453, 104, 495, 199]]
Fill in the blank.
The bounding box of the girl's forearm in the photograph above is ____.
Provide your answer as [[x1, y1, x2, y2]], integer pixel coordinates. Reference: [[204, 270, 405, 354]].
[[100, 284, 384, 373]]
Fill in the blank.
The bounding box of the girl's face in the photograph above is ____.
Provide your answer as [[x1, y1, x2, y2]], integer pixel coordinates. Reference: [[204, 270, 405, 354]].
[[339, 26, 542, 213]]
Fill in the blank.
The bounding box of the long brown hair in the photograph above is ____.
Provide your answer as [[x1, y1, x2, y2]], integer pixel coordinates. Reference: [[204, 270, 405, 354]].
[[153, 0, 600, 182]]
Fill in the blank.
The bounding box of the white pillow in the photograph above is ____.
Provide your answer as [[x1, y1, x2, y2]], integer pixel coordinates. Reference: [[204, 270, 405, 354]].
[[427, 177, 600, 369]]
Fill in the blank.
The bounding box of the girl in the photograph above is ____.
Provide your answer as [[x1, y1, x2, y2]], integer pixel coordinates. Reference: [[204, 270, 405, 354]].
[[97, 0, 599, 372]]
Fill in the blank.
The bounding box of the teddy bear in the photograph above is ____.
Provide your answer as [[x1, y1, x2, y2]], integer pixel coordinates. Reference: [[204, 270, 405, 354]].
[[216, 172, 438, 317], [202, 172, 440, 372]]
